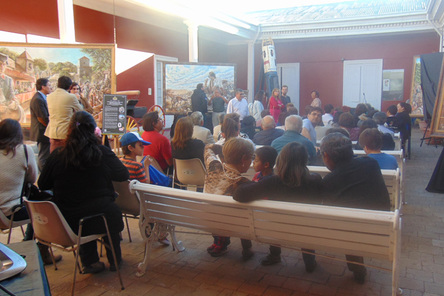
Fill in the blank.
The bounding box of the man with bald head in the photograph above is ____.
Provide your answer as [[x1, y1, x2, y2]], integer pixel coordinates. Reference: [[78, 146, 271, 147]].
[[253, 115, 284, 145], [271, 115, 316, 162]]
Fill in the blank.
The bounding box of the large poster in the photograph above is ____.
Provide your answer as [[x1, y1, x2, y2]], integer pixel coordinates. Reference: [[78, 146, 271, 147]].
[[382, 69, 404, 101], [0, 43, 115, 125], [164, 63, 236, 115], [410, 56, 424, 117], [430, 58, 444, 138]]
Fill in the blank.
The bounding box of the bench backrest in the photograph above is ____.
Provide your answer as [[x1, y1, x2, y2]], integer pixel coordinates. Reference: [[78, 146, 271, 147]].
[[130, 181, 400, 262], [307, 166, 400, 210]]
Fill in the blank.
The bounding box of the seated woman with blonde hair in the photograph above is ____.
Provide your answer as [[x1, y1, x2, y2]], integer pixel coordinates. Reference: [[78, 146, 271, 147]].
[[204, 137, 254, 258]]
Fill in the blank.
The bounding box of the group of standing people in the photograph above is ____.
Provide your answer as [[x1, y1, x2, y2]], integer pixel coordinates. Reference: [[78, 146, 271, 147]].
[[1, 75, 127, 274]]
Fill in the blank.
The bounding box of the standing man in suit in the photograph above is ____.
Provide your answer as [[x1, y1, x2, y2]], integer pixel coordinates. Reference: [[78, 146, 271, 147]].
[[30, 78, 52, 171], [45, 76, 83, 152]]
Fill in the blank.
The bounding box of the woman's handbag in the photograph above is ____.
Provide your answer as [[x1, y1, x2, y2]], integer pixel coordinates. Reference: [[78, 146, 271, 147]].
[[21, 145, 52, 201]]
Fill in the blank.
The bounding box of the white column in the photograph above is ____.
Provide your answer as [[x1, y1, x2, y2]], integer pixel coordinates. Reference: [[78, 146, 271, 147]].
[[184, 20, 199, 62], [57, 0, 76, 43], [247, 40, 255, 103]]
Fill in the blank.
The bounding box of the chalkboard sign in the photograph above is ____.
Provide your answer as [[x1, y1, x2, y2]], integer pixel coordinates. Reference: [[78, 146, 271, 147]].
[[102, 94, 127, 135]]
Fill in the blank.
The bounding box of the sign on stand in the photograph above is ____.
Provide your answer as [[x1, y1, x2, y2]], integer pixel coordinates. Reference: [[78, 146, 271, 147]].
[[102, 94, 127, 135]]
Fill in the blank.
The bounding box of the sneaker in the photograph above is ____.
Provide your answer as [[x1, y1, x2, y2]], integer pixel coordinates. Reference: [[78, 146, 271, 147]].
[[83, 261, 105, 274], [260, 254, 281, 266], [304, 260, 317, 273], [242, 249, 254, 260], [353, 268, 367, 284], [207, 244, 217, 252], [208, 246, 228, 257], [158, 237, 170, 246]]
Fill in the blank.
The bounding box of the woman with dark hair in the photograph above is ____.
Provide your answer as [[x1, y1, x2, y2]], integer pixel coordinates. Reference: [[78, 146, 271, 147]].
[[141, 111, 172, 173], [171, 117, 205, 164], [38, 111, 129, 273], [0, 118, 62, 264], [338, 112, 360, 141], [233, 142, 321, 269], [0, 119, 37, 228], [69, 82, 94, 114]]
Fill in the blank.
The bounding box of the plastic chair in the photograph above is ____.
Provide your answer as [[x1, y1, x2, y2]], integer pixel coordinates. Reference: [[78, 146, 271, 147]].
[[113, 180, 140, 242], [173, 158, 206, 191], [24, 198, 124, 295], [0, 205, 30, 244]]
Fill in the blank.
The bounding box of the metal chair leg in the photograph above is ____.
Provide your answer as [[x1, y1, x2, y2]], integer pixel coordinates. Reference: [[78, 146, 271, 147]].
[[101, 216, 124, 291], [124, 214, 132, 242]]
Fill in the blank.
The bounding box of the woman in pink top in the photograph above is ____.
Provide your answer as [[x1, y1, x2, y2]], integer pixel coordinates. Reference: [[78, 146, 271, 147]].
[[268, 88, 284, 123]]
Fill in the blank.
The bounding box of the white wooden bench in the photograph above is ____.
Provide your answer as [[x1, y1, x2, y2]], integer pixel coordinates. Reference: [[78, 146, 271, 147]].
[[129, 181, 402, 296]]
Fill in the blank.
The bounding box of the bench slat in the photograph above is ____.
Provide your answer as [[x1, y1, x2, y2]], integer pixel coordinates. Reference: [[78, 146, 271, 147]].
[[145, 202, 251, 227], [253, 211, 393, 234], [140, 193, 249, 217], [258, 233, 391, 260], [144, 210, 253, 238], [254, 219, 391, 246]]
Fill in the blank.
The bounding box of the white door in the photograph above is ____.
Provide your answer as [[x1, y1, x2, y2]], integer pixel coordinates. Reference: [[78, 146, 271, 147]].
[[343, 59, 383, 109], [154, 55, 178, 128], [277, 63, 300, 110]]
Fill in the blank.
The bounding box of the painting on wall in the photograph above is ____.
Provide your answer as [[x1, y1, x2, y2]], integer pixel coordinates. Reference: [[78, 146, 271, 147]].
[[163, 63, 236, 115], [0, 42, 115, 125], [382, 69, 404, 102], [430, 58, 444, 138], [410, 56, 423, 117]]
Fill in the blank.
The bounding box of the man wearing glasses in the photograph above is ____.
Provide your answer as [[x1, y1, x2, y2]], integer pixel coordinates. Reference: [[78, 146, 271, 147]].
[[302, 106, 323, 146]]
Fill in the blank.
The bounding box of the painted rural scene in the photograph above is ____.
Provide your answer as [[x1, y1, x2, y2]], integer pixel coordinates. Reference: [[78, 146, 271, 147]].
[[164, 63, 235, 114], [0, 43, 114, 124]]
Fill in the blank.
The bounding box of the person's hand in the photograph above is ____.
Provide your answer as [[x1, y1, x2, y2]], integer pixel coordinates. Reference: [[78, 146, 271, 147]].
[[210, 144, 223, 155], [144, 156, 151, 168]]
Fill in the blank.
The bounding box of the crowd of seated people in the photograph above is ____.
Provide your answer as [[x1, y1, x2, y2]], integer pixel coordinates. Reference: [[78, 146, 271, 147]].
[[0, 81, 413, 286]]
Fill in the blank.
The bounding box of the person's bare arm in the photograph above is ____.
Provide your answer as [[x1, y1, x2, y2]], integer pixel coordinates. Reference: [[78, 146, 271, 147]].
[[301, 127, 312, 142]]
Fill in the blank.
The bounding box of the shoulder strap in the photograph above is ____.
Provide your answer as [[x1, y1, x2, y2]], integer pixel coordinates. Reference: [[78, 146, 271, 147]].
[[20, 145, 29, 202], [23, 144, 28, 168]]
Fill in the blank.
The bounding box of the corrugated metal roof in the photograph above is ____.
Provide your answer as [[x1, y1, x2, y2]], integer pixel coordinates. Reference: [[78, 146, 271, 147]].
[[246, 0, 430, 25]]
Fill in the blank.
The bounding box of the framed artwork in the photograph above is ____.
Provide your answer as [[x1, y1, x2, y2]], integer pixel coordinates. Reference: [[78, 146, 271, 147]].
[[430, 58, 444, 138], [382, 69, 404, 101], [410, 56, 423, 117], [0, 42, 115, 125], [163, 63, 236, 114]]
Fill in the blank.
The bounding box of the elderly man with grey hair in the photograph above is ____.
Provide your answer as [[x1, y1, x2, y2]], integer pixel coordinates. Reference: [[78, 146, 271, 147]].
[[271, 115, 316, 161], [190, 111, 215, 145], [252, 115, 284, 145], [372, 111, 395, 150], [320, 132, 390, 284]]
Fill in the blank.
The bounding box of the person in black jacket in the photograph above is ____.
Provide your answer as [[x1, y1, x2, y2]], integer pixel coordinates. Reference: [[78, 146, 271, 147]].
[[191, 83, 207, 115], [395, 102, 412, 154], [320, 132, 390, 284], [38, 111, 129, 274]]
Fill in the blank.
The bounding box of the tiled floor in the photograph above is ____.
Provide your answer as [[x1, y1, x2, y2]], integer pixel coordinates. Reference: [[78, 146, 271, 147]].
[[2, 127, 444, 295]]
